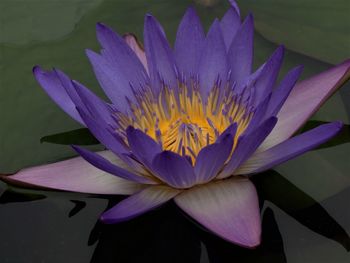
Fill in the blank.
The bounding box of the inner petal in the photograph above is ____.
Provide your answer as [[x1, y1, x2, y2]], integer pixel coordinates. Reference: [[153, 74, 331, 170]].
[[114, 82, 253, 162]]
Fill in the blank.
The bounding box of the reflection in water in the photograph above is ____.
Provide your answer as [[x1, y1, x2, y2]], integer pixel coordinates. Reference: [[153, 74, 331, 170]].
[[1, 170, 348, 262], [252, 171, 350, 251], [203, 208, 286, 263], [89, 200, 201, 263]]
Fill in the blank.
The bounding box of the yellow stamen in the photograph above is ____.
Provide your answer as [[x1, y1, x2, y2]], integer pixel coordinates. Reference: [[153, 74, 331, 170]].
[[115, 84, 252, 162]]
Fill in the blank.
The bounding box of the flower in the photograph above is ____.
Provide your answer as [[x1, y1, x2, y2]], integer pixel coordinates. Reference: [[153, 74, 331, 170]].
[[2, 1, 350, 248]]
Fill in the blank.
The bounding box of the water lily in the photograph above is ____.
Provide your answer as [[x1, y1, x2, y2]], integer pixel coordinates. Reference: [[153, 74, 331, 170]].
[[2, 1, 350, 248]]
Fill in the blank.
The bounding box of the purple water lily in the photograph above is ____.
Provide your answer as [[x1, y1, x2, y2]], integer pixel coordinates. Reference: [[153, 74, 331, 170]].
[[2, 1, 350, 248]]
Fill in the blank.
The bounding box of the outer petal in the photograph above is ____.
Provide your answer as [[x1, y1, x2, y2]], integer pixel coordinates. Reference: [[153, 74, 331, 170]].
[[194, 134, 233, 183], [265, 65, 304, 117], [33, 66, 84, 125], [174, 7, 205, 78], [198, 19, 228, 100], [252, 46, 284, 106], [101, 185, 180, 223], [220, 6, 240, 50], [144, 15, 177, 93], [152, 151, 196, 188], [175, 178, 261, 247], [228, 14, 254, 88], [261, 60, 350, 150], [123, 33, 148, 73], [73, 146, 154, 184], [219, 117, 277, 178], [0, 151, 143, 195], [236, 121, 343, 175]]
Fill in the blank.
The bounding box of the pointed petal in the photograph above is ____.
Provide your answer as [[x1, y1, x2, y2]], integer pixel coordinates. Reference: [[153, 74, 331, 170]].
[[1, 151, 143, 195], [85, 49, 137, 111], [228, 14, 254, 87], [144, 15, 177, 93], [261, 60, 350, 150], [252, 46, 284, 106], [95, 23, 148, 101], [219, 117, 277, 178], [152, 151, 196, 188], [194, 134, 233, 183], [175, 178, 261, 247], [228, 0, 240, 16], [265, 65, 304, 117], [217, 122, 238, 142], [174, 7, 205, 78], [126, 126, 162, 167], [236, 121, 343, 175], [123, 33, 148, 73], [76, 108, 128, 157], [101, 185, 180, 223], [33, 66, 84, 125], [198, 19, 228, 100], [73, 146, 154, 184], [242, 94, 271, 136], [72, 80, 116, 125], [220, 7, 240, 49]]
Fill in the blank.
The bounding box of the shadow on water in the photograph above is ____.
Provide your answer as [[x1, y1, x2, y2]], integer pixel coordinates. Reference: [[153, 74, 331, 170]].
[[89, 200, 202, 263]]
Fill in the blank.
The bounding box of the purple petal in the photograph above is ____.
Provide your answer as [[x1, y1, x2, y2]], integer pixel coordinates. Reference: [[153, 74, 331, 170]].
[[174, 7, 205, 78], [219, 117, 277, 178], [71, 80, 116, 125], [1, 151, 144, 195], [229, 0, 241, 16], [236, 121, 343, 175], [265, 65, 304, 117], [123, 33, 148, 73], [217, 123, 238, 142], [242, 94, 271, 136], [175, 178, 261, 247], [261, 60, 350, 150], [76, 108, 128, 158], [101, 185, 180, 223], [252, 46, 284, 106], [152, 151, 196, 188], [94, 23, 148, 103], [194, 134, 233, 183], [144, 15, 177, 93], [73, 146, 154, 184], [33, 66, 84, 125], [228, 14, 254, 87], [198, 19, 228, 100], [85, 49, 138, 111], [220, 6, 240, 50], [126, 126, 162, 167]]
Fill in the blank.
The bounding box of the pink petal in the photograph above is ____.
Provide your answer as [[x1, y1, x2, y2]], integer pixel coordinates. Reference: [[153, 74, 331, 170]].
[[1, 151, 144, 195], [175, 178, 261, 247], [123, 33, 149, 74], [261, 59, 350, 150], [101, 185, 180, 223]]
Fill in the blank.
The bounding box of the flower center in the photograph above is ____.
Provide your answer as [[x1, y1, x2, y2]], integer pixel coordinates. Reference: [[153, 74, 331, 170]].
[[115, 83, 253, 161]]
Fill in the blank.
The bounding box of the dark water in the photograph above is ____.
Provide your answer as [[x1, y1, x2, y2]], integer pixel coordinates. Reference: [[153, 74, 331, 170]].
[[0, 0, 349, 262], [0, 170, 349, 262]]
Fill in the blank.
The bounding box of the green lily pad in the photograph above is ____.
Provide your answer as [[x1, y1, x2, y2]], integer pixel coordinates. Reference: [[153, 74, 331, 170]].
[[236, 0, 350, 64], [40, 128, 99, 145]]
